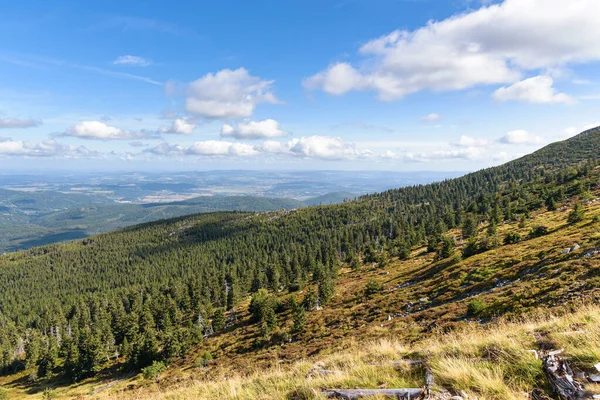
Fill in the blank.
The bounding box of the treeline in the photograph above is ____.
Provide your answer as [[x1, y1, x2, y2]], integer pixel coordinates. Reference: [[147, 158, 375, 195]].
[[0, 127, 599, 381]]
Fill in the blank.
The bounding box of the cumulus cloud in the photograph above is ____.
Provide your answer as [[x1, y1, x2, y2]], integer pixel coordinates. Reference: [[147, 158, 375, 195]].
[[144, 135, 378, 161], [60, 121, 159, 140], [113, 55, 152, 66], [146, 140, 258, 157], [185, 68, 279, 119], [0, 118, 42, 129], [304, 63, 368, 95], [220, 119, 288, 140], [0, 138, 97, 158], [452, 135, 490, 147], [305, 0, 599, 100], [498, 129, 544, 145], [159, 118, 196, 135], [286, 135, 369, 160], [257, 140, 289, 154], [189, 141, 258, 157], [493, 75, 576, 104]]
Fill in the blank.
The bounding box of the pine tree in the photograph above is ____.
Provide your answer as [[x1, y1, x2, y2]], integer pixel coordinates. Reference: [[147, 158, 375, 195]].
[[462, 215, 477, 239], [439, 236, 456, 259], [292, 305, 306, 334], [212, 309, 226, 332], [317, 273, 335, 305], [546, 195, 557, 211], [568, 203, 585, 223]]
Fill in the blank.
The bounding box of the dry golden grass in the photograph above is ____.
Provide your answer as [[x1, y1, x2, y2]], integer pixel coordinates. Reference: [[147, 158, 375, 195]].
[[84, 305, 600, 400]]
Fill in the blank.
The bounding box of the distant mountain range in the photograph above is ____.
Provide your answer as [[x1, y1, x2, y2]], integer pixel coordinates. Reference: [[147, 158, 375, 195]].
[[0, 190, 353, 253]]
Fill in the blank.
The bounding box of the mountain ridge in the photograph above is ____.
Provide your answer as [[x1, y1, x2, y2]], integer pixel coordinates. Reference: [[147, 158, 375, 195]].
[[0, 127, 599, 399]]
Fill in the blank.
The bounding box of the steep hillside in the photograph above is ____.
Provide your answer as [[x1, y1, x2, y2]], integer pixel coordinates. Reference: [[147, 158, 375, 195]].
[[0, 127, 599, 399]]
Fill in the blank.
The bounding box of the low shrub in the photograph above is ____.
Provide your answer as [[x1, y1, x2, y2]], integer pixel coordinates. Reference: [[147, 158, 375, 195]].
[[142, 361, 166, 380]]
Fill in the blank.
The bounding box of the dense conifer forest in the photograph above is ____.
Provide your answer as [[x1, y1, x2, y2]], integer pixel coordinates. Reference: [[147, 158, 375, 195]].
[[0, 127, 599, 385]]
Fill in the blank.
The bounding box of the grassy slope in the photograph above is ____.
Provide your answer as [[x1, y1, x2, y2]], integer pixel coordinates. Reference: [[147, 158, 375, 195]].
[[2, 185, 599, 399]]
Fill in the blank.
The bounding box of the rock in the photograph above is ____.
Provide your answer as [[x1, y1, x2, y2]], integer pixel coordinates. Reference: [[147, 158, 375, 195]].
[[571, 244, 581, 252], [562, 248, 571, 254], [419, 297, 429, 303]]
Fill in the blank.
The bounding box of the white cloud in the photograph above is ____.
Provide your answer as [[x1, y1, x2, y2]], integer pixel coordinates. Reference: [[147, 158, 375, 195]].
[[146, 140, 258, 157], [556, 123, 599, 139], [420, 113, 441, 122], [113, 55, 152, 67], [159, 118, 196, 135], [286, 135, 368, 160], [144, 135, 378, 161], [305, 0, 600, 100], [0, 138, 97, 158], [144, 142, 185, 156], [558, 127, 579, 139], [381, 150, 397, 159], [187, 141, 258, 157], [185, 68, 279, 119], [60, 121, 158, 140], [452, 135, 490, 147], [257, 140, 289, 154], [0, 118, 42, 129], [404, 147, 484, 162], [220, 119, 288, 140], [303, 63, 367, 95], [493, 75, 576, 104], [498, 129, 544, 145]]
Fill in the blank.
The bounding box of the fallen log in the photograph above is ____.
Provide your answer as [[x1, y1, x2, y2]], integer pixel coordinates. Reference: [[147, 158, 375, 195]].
[[542, 352, 585, 400], [323, 388, 423, 399]]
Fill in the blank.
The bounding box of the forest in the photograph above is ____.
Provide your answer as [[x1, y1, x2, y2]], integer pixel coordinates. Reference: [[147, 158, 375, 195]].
[[0, 126, 599, 386]]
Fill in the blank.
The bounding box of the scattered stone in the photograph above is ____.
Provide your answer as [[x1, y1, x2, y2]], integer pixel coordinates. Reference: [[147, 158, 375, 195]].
[[495, 279, 511, 288], [571, 244, 581, 252], [562, 248, 572, 255], [584, 248, 600, 258], [419, 297, 429, 303]]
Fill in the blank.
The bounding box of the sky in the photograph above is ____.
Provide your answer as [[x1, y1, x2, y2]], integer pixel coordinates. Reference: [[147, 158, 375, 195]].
[[0, 0, 599, 172]]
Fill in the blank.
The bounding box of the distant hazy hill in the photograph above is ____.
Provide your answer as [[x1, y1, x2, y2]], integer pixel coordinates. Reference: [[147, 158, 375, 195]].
[[0, 194, 306, 252], [303, 191, 356, 205]]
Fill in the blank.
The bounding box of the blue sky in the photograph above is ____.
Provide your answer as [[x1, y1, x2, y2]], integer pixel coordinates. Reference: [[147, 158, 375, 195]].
[[1, 0, 599, 171]]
